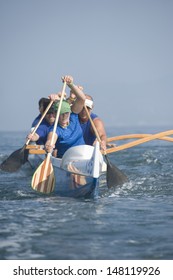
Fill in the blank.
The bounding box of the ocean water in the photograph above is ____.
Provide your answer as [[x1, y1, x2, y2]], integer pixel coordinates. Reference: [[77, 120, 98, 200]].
[[0, 127, 173, 260]]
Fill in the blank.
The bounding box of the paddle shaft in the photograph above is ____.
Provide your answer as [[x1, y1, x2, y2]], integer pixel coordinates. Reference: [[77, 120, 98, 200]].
[[84, 105, 101, 143], [45, 81, 67, 164], [31, 82, 67, 193], [50, 82, 67, 146], [105, 130, 173, 154]]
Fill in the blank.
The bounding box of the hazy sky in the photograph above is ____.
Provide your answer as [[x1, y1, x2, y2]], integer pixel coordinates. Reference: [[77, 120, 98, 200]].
[[0, 0, 173, 131]]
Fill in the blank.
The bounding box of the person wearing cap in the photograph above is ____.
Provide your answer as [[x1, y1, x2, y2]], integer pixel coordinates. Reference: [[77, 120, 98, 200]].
[[78, 95, 107, 151], [45, 75, 86, 158], [27, 103, 56, 145]]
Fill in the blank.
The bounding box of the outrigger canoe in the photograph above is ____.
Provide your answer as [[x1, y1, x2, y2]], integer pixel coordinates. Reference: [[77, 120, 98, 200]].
[[1, 129, 173, 197], [27, 141, 107, 198]]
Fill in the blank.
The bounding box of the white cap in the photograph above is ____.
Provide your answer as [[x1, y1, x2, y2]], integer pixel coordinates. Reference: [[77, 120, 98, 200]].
[[85, 99, 93, 109]]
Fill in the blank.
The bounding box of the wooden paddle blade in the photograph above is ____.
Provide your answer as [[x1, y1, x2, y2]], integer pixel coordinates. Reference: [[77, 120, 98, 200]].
[[31, 158, 55, 194], [105, 155, 128, 188], [0, 147, 28, 172]]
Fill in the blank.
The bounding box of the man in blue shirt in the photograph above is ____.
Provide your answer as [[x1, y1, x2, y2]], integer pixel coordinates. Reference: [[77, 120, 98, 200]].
[[27, 103, 56, 145], [78, 95, 107, 151]]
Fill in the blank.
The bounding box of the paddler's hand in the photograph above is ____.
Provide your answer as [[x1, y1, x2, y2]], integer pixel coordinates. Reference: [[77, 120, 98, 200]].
[[100, 140, 107, 152], [27, 133, 34, 141], [61, 75, 73, 86], [106, 142, 116, 148], [27, 132, 39, 142], [93, 139, 107, 152], [48, 92, 67, 101], [45, 140, 55, 153]]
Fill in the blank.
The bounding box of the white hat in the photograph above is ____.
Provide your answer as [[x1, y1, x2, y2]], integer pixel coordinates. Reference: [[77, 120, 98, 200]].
[[85, 99, 93, 109]]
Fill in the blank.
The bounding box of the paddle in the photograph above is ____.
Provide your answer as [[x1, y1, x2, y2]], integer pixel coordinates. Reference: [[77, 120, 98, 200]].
[[0, 100, 54, 172], [107, 134, 173, 143], [105, 130, 173, 154], [84, 105, 128, 188], [31, 82, 67, 194]]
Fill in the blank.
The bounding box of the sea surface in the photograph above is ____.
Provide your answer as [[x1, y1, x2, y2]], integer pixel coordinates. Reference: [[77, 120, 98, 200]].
[[0, 127, 173, 260]]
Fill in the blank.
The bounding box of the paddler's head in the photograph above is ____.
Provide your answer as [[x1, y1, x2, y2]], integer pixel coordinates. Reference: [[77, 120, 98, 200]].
[[43, 102, 56, 125], [53, 101, 71, 127], [78, 94, 94, 123]]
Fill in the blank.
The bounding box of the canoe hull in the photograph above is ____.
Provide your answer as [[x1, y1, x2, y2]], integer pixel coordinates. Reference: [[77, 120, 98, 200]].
[[52, 156, 99, 198], [28, 143, 105, 198]]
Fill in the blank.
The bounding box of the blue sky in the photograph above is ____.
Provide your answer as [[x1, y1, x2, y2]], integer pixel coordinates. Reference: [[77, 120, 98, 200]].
[[0, 0, 173, 131]]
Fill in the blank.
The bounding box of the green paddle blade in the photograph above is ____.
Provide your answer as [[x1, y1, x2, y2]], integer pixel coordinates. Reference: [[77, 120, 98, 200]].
[[105, 155, 128, 188], [0, 146, 29, 172]]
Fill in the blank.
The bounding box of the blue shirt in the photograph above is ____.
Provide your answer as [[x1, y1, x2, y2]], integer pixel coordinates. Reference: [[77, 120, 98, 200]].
[[49, 113, 85, 158], [79, 113, 98, 145], [35, 119, 54, 145], [31, 114, 42, 127]]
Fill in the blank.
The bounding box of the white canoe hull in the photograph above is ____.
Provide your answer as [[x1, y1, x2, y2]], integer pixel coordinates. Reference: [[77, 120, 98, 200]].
[[28, 142, 106, 198]]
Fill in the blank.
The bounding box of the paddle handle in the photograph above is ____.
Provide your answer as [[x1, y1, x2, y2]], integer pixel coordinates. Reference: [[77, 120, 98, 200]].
[[26, 100, 54, 145], [105, 130, 173, 154]]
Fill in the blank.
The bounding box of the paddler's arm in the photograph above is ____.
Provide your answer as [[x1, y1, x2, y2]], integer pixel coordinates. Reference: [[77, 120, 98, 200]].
[[45, 132, 58, 153], [62, 76, 86, 114], [92, 118, 107, 151], [66, 85, 83, 105]]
